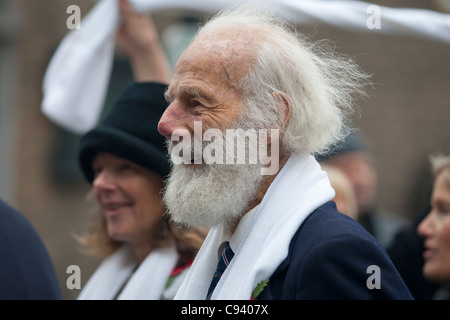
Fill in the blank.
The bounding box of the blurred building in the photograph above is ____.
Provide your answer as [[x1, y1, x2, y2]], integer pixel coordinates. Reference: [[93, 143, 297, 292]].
[[0, 0, 449, 299]]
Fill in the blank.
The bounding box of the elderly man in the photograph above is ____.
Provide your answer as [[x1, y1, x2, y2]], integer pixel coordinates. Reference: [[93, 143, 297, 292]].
[[158, 5, 413, 300]]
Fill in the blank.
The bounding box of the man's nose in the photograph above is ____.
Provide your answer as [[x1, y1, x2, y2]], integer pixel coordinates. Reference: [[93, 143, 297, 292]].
[[158, 104, 188, 140]]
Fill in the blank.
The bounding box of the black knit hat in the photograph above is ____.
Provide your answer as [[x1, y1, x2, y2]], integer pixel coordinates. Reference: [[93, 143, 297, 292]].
[[78, 82, 170, 183]]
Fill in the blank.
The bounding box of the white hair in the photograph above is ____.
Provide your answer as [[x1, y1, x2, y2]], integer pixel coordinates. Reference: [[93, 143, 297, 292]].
[[195, 4, 371, 156]]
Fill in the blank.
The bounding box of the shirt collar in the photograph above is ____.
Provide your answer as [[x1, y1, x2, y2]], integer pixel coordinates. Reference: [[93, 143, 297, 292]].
[[220, 204, 259, 254]]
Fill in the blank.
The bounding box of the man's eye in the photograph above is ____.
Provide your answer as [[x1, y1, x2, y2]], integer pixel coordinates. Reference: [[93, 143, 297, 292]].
[[192, 100, 203, 107]]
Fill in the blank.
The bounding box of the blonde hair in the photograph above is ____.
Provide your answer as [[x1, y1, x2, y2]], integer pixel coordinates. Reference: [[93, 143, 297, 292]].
[[430, 154, 450, 186], [321, 164, 358, 220]]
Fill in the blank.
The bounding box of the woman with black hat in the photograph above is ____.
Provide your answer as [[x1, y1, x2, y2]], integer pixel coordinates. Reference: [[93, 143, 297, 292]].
[[75, 0, 206, 299]]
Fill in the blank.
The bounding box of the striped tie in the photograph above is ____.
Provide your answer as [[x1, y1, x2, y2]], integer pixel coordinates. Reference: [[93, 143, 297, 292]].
[[206, 241, 234, 300]]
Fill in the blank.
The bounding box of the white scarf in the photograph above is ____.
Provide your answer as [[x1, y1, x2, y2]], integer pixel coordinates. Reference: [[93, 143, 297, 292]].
[[77, 244, 178, 300], [174, 153, 335, 300]]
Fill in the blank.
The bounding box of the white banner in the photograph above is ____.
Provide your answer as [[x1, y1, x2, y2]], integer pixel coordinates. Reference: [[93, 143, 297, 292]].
[[41, 0, 450, 134]]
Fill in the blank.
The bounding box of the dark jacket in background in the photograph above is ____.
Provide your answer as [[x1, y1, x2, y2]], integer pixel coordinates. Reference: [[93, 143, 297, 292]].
[[0, 199, 62, 300]]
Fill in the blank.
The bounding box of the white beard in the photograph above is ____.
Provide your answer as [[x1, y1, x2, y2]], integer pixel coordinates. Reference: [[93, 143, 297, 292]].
[[163, 146, 263, 228], [162, 101, 280, 229]]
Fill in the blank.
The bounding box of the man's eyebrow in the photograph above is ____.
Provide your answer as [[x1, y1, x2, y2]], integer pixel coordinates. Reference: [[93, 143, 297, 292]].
[[165, 86, 210, 102], [182, 86, 201, 99], [164, 89, 173, 103]]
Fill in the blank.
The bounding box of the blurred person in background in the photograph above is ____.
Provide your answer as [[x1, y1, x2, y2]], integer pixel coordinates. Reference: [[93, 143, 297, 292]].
[[0, 198, 62, 300], [75, 0, 206, 300], [317, 130, 410, 248], [321, 164, 359, 221], [386, 152, 448, 300], [417, 154, 450, 299], [387, 205, 439, 299]]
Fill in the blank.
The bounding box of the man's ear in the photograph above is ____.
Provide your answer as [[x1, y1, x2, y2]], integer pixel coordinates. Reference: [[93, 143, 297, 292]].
[[272, 91, 292, 132], [261, 91, 291, 150]]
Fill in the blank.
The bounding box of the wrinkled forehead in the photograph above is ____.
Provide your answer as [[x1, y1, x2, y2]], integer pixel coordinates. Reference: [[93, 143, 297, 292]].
[[173, 28, 260, 84]]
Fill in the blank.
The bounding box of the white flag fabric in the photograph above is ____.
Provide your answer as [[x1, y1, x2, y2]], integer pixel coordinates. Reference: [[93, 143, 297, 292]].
[[41, 0, 450, 134]]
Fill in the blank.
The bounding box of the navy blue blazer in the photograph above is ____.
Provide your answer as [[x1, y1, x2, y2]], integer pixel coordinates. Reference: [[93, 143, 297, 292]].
[[0, 199, 62, 299], [257, 201, 413, 300]]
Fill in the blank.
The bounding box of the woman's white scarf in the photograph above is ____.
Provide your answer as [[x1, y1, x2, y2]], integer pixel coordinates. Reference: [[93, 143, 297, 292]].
[[175, 153, 335, 300], [77, 244, 178, 300]]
